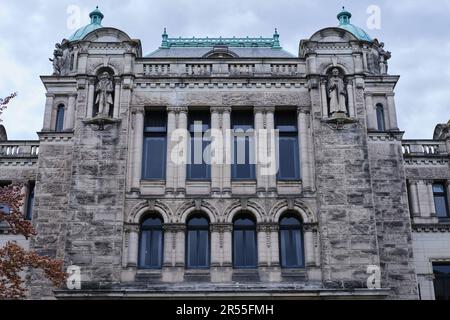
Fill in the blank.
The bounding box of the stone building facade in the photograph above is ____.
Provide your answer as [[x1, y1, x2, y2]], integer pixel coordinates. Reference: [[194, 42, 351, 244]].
[[0, 8, 449, 300]]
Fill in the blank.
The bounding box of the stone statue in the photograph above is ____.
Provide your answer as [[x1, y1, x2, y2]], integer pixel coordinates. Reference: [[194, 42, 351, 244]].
[[95, 72, 114, 117], [327, 68, 347, 115], [374, 39, 391, 74], [49, 43, 64, 75]]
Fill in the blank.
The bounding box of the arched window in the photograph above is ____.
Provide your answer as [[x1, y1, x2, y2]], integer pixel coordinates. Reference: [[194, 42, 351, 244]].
[[376, 104, 386, 131], [186, 214, 210, 268], [279, 214, 304, 268], [138, 215, 163, 269], [55, 104, 65, 132], [233, 214, 257, 268]]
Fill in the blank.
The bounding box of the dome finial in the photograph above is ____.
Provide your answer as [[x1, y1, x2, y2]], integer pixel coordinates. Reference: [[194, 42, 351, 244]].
[[337, 6, 352, 25], [89, 6, 104, 25]]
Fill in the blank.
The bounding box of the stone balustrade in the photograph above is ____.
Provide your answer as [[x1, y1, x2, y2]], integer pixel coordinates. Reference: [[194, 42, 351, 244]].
[[0, 141, 40, 159], [139, 61, 303, 77], [402, 140, 447, 156]]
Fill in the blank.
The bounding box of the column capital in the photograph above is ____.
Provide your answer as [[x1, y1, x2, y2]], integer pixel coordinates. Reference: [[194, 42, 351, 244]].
[[132, 106, 145, 114], [260, 106, 275, 113], [45, 93, 55, 98], [297, 106, 310, 114], [253, 107, 264, 115], [210, 223, 233, 233], [163, 223, 186, 232], [257, 223, 279, 232], [68, 93, 78, 98], [210, 106, 225, 114], [124, 223, 140, 233], [304, 223, 319, 232], [167, 106, 188, 114]]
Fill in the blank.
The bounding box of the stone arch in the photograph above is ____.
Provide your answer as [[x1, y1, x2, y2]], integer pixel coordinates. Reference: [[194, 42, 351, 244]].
[[178, 200, 218, 224], [321, 63, 350, 76], [270, 200, 317, 224], [92, 65, 117, 77], [224, 200, 265, 223], [128, 200, 172, 224], [310, 27, 359, 43]]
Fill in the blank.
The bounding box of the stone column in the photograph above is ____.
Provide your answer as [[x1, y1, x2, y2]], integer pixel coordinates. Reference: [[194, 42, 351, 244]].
[[127, 225, 139, 267], [320, 80, 328, 118], [210, 108, 221, 195], [257, 224, 269, 267], [64, 94, 76, 131], [222, 223, 233, 267], [222, 108, 232, 195], [387, 93, 399, 130], [347, 81, 355, 118], [131, 108, 145, 191], [177, 108, 188, 195], [365, 94, 376, 130], [409, 180, 421, 217], [254, 108, 266, 195], [265, 107, 277, 193], [298, 108, 312, 192], [304, 224, 316, 267], [87, 79, 95, 118], [163, 226, 174, 267], [426, 180, 436, 217], [269, 226, 280, 267], [113, 80, 121, 119], [43, 94, 54, 131], [174, 224, 186, 267], [165, 108, 177, 195]]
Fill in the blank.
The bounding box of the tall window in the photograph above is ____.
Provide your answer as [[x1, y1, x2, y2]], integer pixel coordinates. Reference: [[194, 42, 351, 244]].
[[187, 111, 211, 180], [433, 263, 450, 300], [376, 104, 386, 131], [186, 214, 210, 268], [279, 214, 304, 268], [276, 110, 300, 180], [433, 183, 449, 218], [233, 214, 257, 268], [231, 110, 255, 180], [26, 182, 35, 221], [0, 181, 12, 215], [142, 111, 167, 180], [138, 215, 164, 269], [55, 104, 65, 132]]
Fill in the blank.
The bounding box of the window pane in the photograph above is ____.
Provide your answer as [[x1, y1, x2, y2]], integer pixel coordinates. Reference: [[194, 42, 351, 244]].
[[232, 136, 255, 180], [280, 216, 304, 268], [144, 111, 167, 132], [433, 264, 450, 300], [234, 230, 244, 267], [376, 105, 385, 131], [275, 110, 297, 132], [188, 137, 211, 180], [433, 183, 445, 193], [435, 196, 449, 218], [187, 230, 198, 267], [142, 136, 166, 180], [197, 230, 209, 267], [244, 230, 257, 267], [277, 136, 300, 180], [55, 106, 65, 132]]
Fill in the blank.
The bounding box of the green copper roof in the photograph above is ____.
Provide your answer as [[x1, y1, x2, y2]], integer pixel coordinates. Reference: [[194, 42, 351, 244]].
[[68, 6, 104, 42], [159, 28, 282, 49], [337, 7, 372, 42]]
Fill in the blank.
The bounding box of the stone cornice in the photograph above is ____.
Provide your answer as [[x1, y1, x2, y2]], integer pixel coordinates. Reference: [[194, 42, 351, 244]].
[[412, 223, 450, 233]]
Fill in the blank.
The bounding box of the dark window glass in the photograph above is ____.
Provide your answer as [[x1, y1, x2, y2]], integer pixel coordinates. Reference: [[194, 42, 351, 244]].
[[138, 216, 163, 269], [26, 182, 35, 221], [55, 105, 65, 132], [276, 110, 300, 180], [232, 110, 255, 180], [142, 111, 167, 180], [279, 215, 304, 268], [433, 183, 449, 218], [187, 111, 211, 180], [433, 263, 450, 300], [233, 214, 257, 268], [186, 215, 210, 268], [376, 104, 386, 131]]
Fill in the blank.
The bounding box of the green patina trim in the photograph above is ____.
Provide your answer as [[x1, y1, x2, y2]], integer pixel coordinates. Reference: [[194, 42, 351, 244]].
[[160, 28, 281, 49]]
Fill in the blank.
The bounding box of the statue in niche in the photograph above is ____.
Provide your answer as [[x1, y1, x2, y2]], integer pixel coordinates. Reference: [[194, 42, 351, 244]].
[[49, 43, 64, 75], [95, 72, 114, 117], [327, 68, 348, 116]]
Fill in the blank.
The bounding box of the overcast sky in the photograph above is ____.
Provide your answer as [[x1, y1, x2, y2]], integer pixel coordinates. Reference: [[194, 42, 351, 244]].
[[1, 0, 449, 140]]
